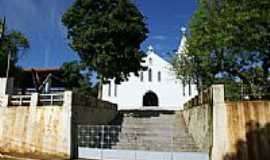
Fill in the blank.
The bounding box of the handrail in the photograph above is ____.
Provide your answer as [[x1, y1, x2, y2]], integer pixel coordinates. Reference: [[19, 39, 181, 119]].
[[8, 93, 64, 107], [10, 95, 31, 106], [39, 93, 64, 106]]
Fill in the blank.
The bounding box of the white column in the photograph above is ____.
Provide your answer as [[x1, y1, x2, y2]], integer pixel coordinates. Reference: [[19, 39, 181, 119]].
[[0, 78, 14, 107], [0, 78, 14, 96], [0, 78, 8, 96], [211, 85, 229, 160], [25, 93, 39, 152], [30, 93, 39, 107], [63, 91, 73, 109], [63, 91, 74, 158], [0, 95, 9, 107]]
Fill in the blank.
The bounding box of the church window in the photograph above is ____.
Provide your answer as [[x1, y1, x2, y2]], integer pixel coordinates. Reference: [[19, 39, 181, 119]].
[[183, 82, 186, 96], [108, 82, 111, 97], [149, 58, 153, 66], [158, 71, 161, 82], [148, 69, 152, 82], [189, 81, 192, 96], [114, 83, 117, 97], [140, 72, 144, 82]]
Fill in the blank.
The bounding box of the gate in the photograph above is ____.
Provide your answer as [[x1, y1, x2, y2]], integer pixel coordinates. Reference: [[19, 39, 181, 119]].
[[77, 125, 208, 160]]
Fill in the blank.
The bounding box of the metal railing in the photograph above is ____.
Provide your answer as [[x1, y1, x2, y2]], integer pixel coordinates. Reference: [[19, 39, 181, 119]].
[[9, 95, 31, 106], [8, 93, 64, 107], [39, 93, 64, 106]]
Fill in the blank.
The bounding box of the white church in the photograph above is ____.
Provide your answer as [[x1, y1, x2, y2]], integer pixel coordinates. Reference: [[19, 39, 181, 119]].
[[102, 30, 197, 110]]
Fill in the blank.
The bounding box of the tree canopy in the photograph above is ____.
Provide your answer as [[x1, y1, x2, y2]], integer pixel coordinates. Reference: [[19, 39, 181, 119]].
[[62, 0, 148, 84], [172, 0, 270, 96], [0, 18, 29, 77], [59, 61, 95, 95]]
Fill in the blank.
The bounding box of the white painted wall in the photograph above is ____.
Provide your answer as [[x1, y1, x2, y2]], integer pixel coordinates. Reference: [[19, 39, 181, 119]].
[[102, 49, 197, 111]]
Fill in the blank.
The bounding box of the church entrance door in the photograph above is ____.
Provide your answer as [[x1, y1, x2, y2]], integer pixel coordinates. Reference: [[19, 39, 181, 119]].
[[143, 91, 159, 107]]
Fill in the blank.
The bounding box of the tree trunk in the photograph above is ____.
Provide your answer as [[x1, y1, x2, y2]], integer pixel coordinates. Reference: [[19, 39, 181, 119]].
[[6, 50, 11, 78]]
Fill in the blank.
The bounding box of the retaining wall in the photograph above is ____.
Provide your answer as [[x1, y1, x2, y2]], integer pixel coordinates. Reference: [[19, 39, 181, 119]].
[[222, 101, 270, 160], [182, 104, 211, 152], [0, 81, 118, 159], [183, 85, 270, 160], [0, 105, 71, 159]]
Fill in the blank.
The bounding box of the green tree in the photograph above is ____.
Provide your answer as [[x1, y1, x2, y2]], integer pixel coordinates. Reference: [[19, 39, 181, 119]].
[[172, 0, 270, 96], [59, 61, 94, 95], [0, 18, 29, 77], [62, 0, 148, 84]]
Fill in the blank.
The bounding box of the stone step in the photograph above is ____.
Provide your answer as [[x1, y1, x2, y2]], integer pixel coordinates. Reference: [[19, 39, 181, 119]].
[[114, 141, 197, 148], [122, 117, 185, 122], [117, 135, 192, 140], [111, 144, 198, 152], [117, 132, 192, 139], [112, 143, 198, 149], [110, 111, 198, 152], [119, 127, 188, 132]]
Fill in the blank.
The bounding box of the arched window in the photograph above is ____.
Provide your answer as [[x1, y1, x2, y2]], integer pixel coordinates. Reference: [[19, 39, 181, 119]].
[[158, 71, 161, 82], [140, 72, 144, 82], [182, 82, 186, 96], [114, 83, 117, 97], [148, 69, 152, 82], [108, 82, 111, 97], [149, 58, 153, 66], [189, 81, 192, 96]]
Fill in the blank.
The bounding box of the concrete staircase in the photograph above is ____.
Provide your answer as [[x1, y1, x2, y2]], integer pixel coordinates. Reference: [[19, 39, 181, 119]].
[[111, 110, 199, 152]]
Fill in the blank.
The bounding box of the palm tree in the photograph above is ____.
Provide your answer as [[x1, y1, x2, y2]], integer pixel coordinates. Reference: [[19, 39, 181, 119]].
[[0, 17, 29, 78]]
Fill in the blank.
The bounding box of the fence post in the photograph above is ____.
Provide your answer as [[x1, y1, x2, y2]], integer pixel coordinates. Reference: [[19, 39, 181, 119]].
[[212, 85, 224, 105], [0, 95, 9, 107], [0, 78, 13, 107], [211, 85, 229, 160], [25, 93, 39, 152], [63, 91, 73, 109], [30, 93, 39, 107], [63, 91, 77, 159], [0, 78, 14, 96]]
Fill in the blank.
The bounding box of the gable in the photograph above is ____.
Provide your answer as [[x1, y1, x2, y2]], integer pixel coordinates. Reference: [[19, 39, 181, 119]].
[[143, 51, 172, 69]]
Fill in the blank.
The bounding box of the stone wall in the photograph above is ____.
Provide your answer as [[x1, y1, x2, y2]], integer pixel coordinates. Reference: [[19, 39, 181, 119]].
[[183, 85, 270, 160], [72, 92, 118, 125], [182, 104, 211, 152], [181, 86, 213, 152]]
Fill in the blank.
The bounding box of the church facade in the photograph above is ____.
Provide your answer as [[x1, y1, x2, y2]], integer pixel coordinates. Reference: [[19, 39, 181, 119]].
[[102, 34, 197, 110]]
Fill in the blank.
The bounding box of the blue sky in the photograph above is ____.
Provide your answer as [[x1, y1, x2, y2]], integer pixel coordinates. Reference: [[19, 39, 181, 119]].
[[0, 0, 197, 68]]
